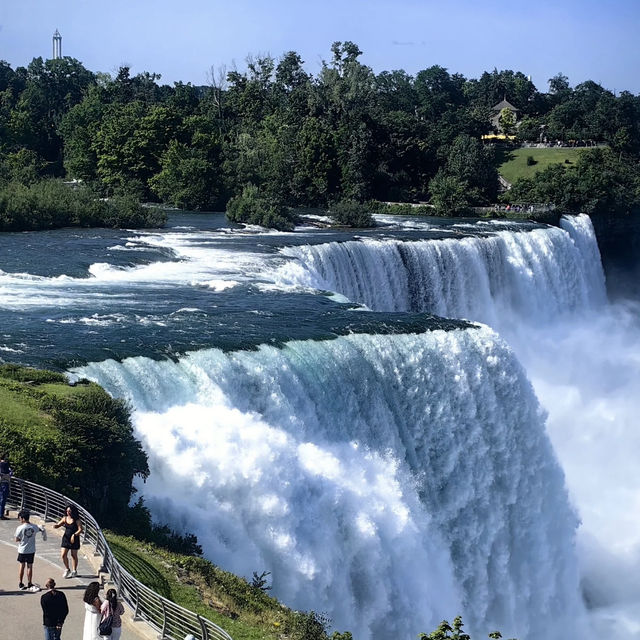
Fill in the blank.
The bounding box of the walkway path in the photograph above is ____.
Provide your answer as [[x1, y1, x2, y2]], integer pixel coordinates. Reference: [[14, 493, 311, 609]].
[[0, 507, 153, 640]]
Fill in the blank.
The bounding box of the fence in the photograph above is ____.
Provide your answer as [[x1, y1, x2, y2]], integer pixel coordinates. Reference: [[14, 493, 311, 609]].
[[7, 477, 233, 640]]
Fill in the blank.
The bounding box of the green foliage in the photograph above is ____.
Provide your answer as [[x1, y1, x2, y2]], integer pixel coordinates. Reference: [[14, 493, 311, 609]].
[[106, 532, 351, 640], [226, 183, 296, 230], [419, 616, 516, 640], [329, 198, 375, 227], [498, 108, 516, 136], [367, 200, 433, 216], [0, 148, 48, 185], [428, 172, 476, 216], [443, 134, 497, 203], [526, 155, 537, 166], [251, 571, 272, 591], [2, 47, 640, 229], [0, 364, 148, 527], [506, 148, 640, 214], [150, 138, 223, 210], [0, 179, 166, 231]]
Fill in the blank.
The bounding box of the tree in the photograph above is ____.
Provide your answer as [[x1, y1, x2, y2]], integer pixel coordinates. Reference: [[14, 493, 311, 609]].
[[419, 616, 516, 640], [498, 108, 516, 136], [150, 138, 223, 210], [329, 199, 374, 227], [226, 183, 295, 230], [443, 134, 497, 203], [58, 86, 105, 181], [429, 171, 475, 215]]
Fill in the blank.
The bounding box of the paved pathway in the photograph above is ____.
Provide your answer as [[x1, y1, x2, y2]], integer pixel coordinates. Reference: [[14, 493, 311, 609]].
[[0, 507, 154, 640]]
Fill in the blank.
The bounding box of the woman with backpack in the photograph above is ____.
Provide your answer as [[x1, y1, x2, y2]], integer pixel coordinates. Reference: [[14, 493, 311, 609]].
[[100, 588, 125, 639]]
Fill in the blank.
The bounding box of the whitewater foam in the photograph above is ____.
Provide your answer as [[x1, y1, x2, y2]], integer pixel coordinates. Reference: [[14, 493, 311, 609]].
[[73, 327, 588, 640]]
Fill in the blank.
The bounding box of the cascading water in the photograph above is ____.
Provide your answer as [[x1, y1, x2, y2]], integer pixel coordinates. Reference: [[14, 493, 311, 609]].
[[73, 326, 589, 640], [277, 214, 607, 322], [60, 213, 631, 639], [273, 213, 640, 638]]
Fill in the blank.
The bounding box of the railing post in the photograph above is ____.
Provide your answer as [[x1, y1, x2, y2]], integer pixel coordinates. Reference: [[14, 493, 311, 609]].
[[159, 599, 168, 640], [44, 492, 49, 522], [132, 582, 140, 620], [198, 614, 209, 640]]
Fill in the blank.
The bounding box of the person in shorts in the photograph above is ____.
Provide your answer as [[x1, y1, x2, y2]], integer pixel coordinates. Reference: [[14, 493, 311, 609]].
[[15, 508, 46, 591]]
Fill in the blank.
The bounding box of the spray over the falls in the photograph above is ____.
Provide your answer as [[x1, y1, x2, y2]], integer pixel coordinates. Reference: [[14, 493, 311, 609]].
[[74, 325, 589, 640]]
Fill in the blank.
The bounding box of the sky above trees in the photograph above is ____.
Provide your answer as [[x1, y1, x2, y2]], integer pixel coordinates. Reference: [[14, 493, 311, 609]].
[[1, 0, 639, 93]]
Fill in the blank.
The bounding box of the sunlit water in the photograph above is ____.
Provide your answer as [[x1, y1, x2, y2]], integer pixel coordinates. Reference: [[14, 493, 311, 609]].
[[1, 212, 636, 639]]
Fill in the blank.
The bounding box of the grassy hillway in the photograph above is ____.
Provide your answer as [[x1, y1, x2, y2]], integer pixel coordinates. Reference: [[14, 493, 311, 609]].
[[496, 147, 586, 185]]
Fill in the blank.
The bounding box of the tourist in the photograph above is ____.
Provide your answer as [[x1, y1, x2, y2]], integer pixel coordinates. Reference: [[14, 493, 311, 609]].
[[15, 508, 46, 591], [41, 577, 69, 640], [100, 588, 125, 639], [53, 504, 83, 577], [0, 452, 12, 519], [83, 581, 102, 640]]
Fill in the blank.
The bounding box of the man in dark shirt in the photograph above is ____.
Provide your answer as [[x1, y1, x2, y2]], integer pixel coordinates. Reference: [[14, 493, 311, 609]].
[[40, 578, 69, 640]]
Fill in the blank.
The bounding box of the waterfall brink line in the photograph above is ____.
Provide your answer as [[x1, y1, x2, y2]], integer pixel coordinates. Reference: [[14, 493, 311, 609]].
[[72, 327, 591, 640], [277, 214, 607, 323]]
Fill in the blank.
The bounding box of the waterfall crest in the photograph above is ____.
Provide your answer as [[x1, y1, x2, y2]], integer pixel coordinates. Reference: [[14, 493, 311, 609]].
[[278, 214, 607, 323]]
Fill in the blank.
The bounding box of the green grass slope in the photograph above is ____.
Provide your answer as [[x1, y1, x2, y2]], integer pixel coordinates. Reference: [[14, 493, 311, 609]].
[[497, 147, 586, 185]]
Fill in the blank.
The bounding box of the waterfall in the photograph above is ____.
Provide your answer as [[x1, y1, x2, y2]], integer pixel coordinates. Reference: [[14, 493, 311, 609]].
[[277, 214, 607, 323], [73, 326, 589, 640]]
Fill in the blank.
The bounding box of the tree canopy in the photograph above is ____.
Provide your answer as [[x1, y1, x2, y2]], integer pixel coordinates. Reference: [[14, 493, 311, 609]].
[[1, 44, 640, 227]]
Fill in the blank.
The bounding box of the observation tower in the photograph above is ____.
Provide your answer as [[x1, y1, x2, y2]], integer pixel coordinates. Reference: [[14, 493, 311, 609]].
[[52, 29, 62, 59]]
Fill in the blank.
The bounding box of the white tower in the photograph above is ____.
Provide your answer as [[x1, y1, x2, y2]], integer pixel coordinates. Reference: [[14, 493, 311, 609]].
[[52, 29, 62, 59]]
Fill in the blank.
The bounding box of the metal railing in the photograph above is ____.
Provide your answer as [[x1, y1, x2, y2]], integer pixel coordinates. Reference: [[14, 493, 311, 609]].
[[7, 477, 233, 640]]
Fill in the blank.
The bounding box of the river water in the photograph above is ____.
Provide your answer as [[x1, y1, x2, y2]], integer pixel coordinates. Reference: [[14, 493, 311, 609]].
[[1, 212, 638, 639]]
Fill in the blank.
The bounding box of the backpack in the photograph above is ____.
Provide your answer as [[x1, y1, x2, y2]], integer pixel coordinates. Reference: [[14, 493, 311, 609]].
[[98, 611, 113, 636]]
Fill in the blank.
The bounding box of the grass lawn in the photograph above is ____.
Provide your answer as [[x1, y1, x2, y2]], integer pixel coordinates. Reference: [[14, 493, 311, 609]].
[[496, 147, 587, 185], [106, 533, 296, 640]]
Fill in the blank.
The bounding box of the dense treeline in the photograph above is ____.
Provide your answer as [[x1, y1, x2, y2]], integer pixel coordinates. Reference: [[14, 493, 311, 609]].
[[1, 43, 640, 228]]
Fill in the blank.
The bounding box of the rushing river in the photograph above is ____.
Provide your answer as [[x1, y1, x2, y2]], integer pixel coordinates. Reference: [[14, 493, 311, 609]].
[[1, 212, 638, 639]]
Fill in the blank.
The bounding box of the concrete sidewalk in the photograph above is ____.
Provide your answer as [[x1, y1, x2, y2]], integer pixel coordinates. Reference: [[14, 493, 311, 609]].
[[0, 507, 153, 640]]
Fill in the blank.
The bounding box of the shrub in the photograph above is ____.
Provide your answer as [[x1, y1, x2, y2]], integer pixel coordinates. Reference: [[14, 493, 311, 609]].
[[329, 199, 375, 227], [226, 184, 296, 230], [0, 179, 166, 231], [526, 155, 537, 166]]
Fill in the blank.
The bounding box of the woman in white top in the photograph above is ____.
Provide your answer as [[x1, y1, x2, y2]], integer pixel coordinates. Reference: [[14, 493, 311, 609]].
[[100, 588, 125, 640], [82, 581, 102, 640]]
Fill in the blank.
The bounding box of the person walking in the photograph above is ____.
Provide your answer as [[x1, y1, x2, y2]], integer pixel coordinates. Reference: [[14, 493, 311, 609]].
[[83, 581, 102, 640], [41, 577, 69, 640], [15, 508, 46, 591], [100, 588, 125, 640], [0, 452, 12, 519], [53, 504, 83, 577]]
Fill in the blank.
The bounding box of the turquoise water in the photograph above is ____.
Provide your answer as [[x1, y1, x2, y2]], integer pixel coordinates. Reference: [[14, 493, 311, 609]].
[[3, 212, 635, 639]]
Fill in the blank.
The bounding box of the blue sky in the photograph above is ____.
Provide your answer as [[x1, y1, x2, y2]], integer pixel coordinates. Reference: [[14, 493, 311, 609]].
[[1, 0, 639, 93]]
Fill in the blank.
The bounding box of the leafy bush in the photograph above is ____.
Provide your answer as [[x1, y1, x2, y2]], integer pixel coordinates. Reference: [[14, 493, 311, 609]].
[[365, 200, 432, 216], [226, 183, 296, 230], [329, 199, 375, 227], [0, 179, 166, 231], [526, 155, 537, 166], [0, 366, 149, 527], [428, 172, 477, 216], [419, 616, 515, 640]]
